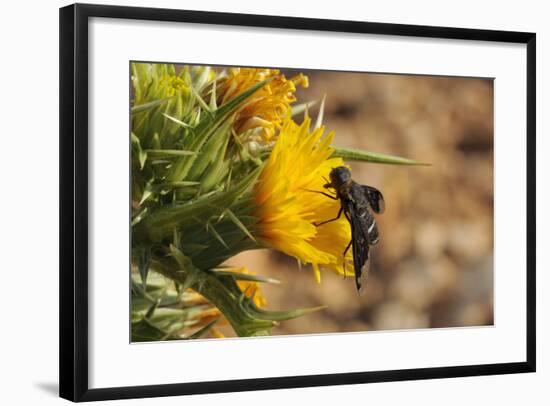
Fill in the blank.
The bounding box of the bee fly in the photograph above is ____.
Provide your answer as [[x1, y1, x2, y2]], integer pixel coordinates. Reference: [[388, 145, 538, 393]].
[[313, 166, 385, 293]]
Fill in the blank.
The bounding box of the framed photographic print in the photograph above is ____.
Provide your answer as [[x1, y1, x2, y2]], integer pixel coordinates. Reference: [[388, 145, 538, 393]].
[[59, 3, 536, 402]]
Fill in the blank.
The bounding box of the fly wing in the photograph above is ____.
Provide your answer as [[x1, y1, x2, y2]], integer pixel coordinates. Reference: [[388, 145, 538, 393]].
[[362, 185, 385, 214], [347, 202, 371, 293]]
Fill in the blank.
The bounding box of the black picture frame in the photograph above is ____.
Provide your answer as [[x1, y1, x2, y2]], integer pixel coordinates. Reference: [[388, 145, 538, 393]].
[[59, 3, 536, 402]]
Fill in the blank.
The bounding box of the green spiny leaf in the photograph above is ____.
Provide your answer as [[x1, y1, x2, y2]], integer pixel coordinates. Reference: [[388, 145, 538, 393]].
[[186, 118, 232, 181], [292, 100, 318, 116], [209, 78, 217, 110], [162, 112, 193, 129], [145, 149, 197, 158], [135, 167, 261, 243], [131, 207, 148, 227], [213, 78, 271, 120], [332, 147, 430, 165], [205, 221, 229, 250], [187, 318, 219, 339], [131, 132, 147, 169], [165, 79, 271, 182], [135, 246, 151, 290], [191, 85, 213, 117], [315, 94, 326, 129], [211, 269, 281, 284], [220, 208, 257, 243], [131, 97, 173, 114]]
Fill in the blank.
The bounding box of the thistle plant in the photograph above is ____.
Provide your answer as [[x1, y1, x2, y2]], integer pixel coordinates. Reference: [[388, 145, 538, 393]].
[[130, 63, 424, 340]]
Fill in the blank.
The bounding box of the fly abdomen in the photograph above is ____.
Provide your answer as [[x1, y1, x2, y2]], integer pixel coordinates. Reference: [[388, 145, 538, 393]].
[[363, 210, 379, 245], [356, 205, 379, 246]]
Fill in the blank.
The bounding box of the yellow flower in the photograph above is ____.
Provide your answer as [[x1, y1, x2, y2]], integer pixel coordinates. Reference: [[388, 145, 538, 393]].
[[159, 75, 189, 97], [210, 328, 226, 339], [218, 68, 309, 141], [253, 116, 353, 283]]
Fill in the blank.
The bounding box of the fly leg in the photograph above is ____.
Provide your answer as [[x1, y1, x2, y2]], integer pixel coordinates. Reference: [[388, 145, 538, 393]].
[[303, 189, 338, 200], [314, 206, 343, 227], [342, 209, 353, 279]]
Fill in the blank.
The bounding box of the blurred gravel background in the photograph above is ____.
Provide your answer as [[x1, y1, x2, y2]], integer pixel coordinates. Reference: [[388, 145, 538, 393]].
[[229, 69, 494, 336]]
